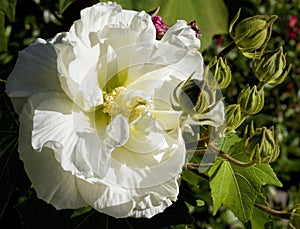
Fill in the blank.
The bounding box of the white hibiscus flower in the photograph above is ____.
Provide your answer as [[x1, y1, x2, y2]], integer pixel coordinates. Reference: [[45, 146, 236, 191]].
[[6, 2, 223, 218]]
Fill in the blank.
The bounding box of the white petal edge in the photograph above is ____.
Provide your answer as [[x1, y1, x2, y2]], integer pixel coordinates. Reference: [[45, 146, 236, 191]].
[[30, 92, 132, 179], [161, 20, 201, 50], [6, 36, 63, 114], [53, 2, 154, 111], [18, 92, 87, 209], [76, 172, 181, 218]]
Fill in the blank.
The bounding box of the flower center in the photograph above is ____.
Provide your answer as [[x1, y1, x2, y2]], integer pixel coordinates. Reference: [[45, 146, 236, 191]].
[[103, 86, 148, 124]]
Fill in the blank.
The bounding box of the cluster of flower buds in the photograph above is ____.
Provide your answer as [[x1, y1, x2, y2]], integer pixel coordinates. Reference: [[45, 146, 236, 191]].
[[243, 124, 280, 163], [237, 84, 264, 114], [253, 47, 292, 86], [171, 76, 219, 116], [203, 56, 232, 89], [229, 9, 277, 58], [225, 104, 245, 132]]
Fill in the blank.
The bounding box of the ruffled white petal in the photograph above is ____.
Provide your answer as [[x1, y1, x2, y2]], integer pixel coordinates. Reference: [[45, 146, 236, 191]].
[[76, 173, 180, 218], [53, 2, 155, 111], [161, 20, 201, 50], [103, 129, 186, 189], [87, 114, 130, 178], [21, 91, 184, 218], [94, 42, 203, 110], [100, 10, 155, 50], [6, 36, 63, 113], [18, 93, 86, 209], [54, 39, 103, 111], [30, 92, 132, 179], [26, 92, 94, 178]]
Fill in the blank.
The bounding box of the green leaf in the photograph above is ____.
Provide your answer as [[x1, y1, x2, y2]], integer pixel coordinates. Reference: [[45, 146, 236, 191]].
[[195, 199, 205, 207], [0, 0, 15, 51], [102, 0, 229, 51], [59, 0, 76, 12], [0, 0, 17, 21], [159, 0, 229, 51], [0, 136, 18, 218], [70, 206, 93, 218], [251, 194, 270, 229], [0, 88, 28, 217], [169, 224, 191, 229], [208, 142, 282, 222], [208, 158, 258, 222], [220, 133, 241, 153], [0, 12, 7, 52], [251, 164, 282, 187], [229, 142, 282, 187], [181, 169, 203, 187]]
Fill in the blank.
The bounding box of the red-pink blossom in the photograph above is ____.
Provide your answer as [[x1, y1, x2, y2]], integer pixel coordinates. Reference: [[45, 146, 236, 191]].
[[289, 15, 297, 27], [152, 15, 168, 38]]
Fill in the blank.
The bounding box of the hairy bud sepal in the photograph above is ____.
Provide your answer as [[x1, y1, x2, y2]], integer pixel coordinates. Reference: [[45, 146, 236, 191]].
[[253, 47, 292, 86], [244, 126, 280, 163], [171, 76, 220, 116], [229, 9, 277, 58], [225, 104, 245, 132], [237, 85, 264, 114], [290, 203, 300, 229], [204, 56, 232, 89]]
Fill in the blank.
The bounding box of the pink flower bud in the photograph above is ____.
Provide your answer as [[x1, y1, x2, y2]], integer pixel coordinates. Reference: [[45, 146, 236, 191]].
[[152, 15, 168, 38], [188, 20, 201, 38], [289, 15, 297, 27]]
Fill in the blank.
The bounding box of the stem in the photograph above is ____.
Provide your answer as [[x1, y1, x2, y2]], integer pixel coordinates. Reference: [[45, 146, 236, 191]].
[[0, 79, 7, 83], [217, 41, 236, 58], [219, 151, 256, 167], [209, 143, 256, 168], [187, 162, 213, 169], [185, 130, 211, 150], [254, 203, 291, 220], [186, 149, 207, 154]]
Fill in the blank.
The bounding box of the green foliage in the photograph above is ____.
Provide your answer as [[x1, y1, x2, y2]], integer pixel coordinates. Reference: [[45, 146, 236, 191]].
[[0, 88, 30, 219], [209, 142, 282, 223], [70, 206, 93, 218], [0, 0, 16, 52], [59, 0, 76, 12], [0, 12, 7, 52], [102, 0, 229, 51], [0, 0, 16, 20], [220, 132, 241, 153], [251, 194, 270, 229]]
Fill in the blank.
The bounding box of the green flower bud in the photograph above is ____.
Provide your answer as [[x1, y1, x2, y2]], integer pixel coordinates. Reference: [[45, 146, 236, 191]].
[[229, 9, 277, 58], [225, 104, 245, 132], [204, 56, 232, 89], [244, 126, 280, 163], [171, 77, 216, 115], [253, 47, 292, 86], [289, 203, 300, 229], [237, 85, 264, 114]]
